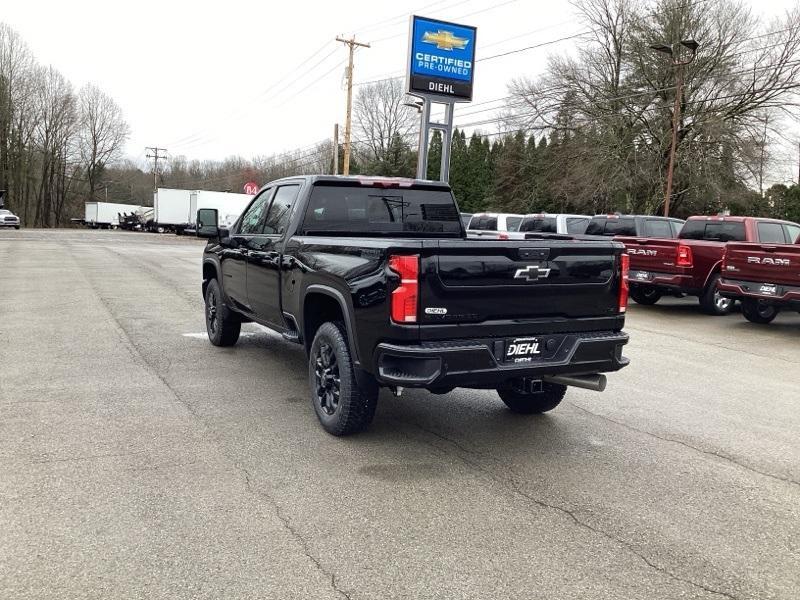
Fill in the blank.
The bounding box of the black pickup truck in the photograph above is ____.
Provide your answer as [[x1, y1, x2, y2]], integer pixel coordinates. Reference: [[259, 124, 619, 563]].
[[197, 176, 630, 435]]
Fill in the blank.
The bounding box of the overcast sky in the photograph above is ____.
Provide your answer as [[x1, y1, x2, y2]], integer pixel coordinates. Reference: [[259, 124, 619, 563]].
[[4, 0, 799, 180]]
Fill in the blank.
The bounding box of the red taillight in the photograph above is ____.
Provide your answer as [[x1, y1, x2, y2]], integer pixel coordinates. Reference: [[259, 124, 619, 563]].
[[676, 244, 693, 268], [619, 253, 630, 313], [389, 255, 419, 323]]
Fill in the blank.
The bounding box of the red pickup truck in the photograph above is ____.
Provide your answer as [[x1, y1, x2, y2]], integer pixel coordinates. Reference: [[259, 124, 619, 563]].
[[622, 216, 800, 314], [718, 238, 800, 323]]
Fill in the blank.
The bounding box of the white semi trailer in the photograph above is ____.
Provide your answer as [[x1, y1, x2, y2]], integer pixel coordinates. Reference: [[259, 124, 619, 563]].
[[188, 190, 253, 231], [83, 202, 144, 229], [153, 188, 254, 233]]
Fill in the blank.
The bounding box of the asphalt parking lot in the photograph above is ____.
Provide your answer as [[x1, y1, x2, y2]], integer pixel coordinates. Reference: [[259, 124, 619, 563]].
[[1, 228, 798, 600]]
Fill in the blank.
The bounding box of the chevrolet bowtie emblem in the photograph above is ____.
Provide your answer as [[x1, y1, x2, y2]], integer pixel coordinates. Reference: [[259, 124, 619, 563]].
[[514, 265, 552, 282], [422, 30, 469, 51]]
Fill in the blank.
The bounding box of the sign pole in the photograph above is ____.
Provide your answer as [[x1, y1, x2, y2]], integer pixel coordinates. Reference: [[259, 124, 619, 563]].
[[416, 100, 431, 180], [440, 102, 455, 183]]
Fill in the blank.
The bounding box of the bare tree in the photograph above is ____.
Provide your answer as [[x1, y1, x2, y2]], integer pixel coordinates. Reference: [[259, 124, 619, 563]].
[[353, 78, 417, 170], [506, 0, 800, 215], [78, 83, 129, 201], [0, 23, 37, 222]]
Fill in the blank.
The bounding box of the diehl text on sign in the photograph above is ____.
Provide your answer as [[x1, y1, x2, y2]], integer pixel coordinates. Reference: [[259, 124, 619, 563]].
[[407, 16, 477, 102]]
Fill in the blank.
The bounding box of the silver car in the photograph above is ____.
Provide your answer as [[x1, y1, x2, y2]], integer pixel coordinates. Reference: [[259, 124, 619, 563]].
[[0, 209, 20, 229]]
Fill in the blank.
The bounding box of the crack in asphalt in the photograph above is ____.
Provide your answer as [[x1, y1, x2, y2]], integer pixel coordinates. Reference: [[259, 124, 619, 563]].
[[239, 466, 353, 600], [404, 420, 740, 600], [68, 243, 352, 600], [568, 402, 800, 489]]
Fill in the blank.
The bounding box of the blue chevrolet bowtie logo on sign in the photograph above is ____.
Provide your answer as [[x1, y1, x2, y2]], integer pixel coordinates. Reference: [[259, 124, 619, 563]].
[[408, 15, 477, 101]]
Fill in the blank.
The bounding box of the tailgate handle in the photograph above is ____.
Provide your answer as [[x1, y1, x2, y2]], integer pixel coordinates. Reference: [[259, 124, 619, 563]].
[[519, 247, 550, 260], [762, 245, 777, 252]]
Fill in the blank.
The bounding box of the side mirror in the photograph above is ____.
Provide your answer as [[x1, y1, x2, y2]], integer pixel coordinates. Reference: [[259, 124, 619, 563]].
[[197, 208, 219, 238]]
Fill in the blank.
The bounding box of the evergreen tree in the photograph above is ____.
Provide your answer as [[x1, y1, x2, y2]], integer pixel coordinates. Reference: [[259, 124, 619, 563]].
[[427, 130, 442, 180], [449, 129, 470, 209]]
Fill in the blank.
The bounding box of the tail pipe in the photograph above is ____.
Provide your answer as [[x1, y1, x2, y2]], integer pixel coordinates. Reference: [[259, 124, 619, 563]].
[[544, 374, 607, 392]]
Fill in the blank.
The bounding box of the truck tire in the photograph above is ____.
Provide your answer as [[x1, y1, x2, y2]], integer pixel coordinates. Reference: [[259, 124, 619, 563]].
[[497, 380, 567, 414], [309, 321, 378, 436], [741, 298, 779, 324], [204, 278, 241, 346], [699, 273, 733, 315], [630, 286, 661, 305]]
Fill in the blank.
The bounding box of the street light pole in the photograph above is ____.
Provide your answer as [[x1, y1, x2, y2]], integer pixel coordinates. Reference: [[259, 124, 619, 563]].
[[651, 39, 699, 217]]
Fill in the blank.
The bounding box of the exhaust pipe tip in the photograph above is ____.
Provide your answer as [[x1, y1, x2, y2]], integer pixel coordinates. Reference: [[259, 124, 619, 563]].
[[543, 374, 607, 392]]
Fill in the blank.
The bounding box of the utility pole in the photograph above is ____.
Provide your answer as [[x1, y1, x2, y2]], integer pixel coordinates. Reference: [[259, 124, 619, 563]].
[[650, 40, 699, 217], [336, 36, 370, 176], [145, 147, 167, 194], [333, 123, 339, 175]]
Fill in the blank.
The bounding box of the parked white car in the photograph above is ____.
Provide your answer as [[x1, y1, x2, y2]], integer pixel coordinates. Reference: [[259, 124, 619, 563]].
[[0, 209, 21, 229], [466, 213, 524, 238]]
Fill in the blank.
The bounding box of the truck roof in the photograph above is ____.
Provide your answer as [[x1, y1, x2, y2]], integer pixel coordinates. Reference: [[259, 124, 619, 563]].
[[592, 214, 684, 221], [266, 175, 452, 189], [684, 215, 795, 225]]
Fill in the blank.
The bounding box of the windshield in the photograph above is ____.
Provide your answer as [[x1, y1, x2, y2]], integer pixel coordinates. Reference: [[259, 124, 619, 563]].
[[300, 184, 462, 237]]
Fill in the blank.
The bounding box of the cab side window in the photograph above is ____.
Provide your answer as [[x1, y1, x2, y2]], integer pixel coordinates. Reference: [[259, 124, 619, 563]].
[[757, 222, 787, 244], [783, 224, 800, 244], [262, 185, 300, 235], [566, 218, 589, 234]]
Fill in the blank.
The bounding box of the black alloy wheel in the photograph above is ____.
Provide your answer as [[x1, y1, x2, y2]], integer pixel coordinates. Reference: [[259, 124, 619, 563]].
[[204, 278, 240, 346], [314, 341, 341, 416]]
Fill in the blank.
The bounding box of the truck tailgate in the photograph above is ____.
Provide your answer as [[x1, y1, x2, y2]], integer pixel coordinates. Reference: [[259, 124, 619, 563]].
[[617, 236, 682, 282], [419, 239, 623, 324], [723, 242, 800, 288]]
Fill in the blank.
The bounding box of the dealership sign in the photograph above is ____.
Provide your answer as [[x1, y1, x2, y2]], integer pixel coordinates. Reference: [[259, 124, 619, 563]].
[[407, 16, 477, 101]]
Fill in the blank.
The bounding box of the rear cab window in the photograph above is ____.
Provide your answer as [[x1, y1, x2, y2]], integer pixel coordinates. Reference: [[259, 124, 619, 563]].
[[679, 220, 746, 242], [300, 183, 462, 237], [520, 217, 557, 233], [471, 216, 497, 231], [586, 217, 636, 236], [644, 219, 673, 239]]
